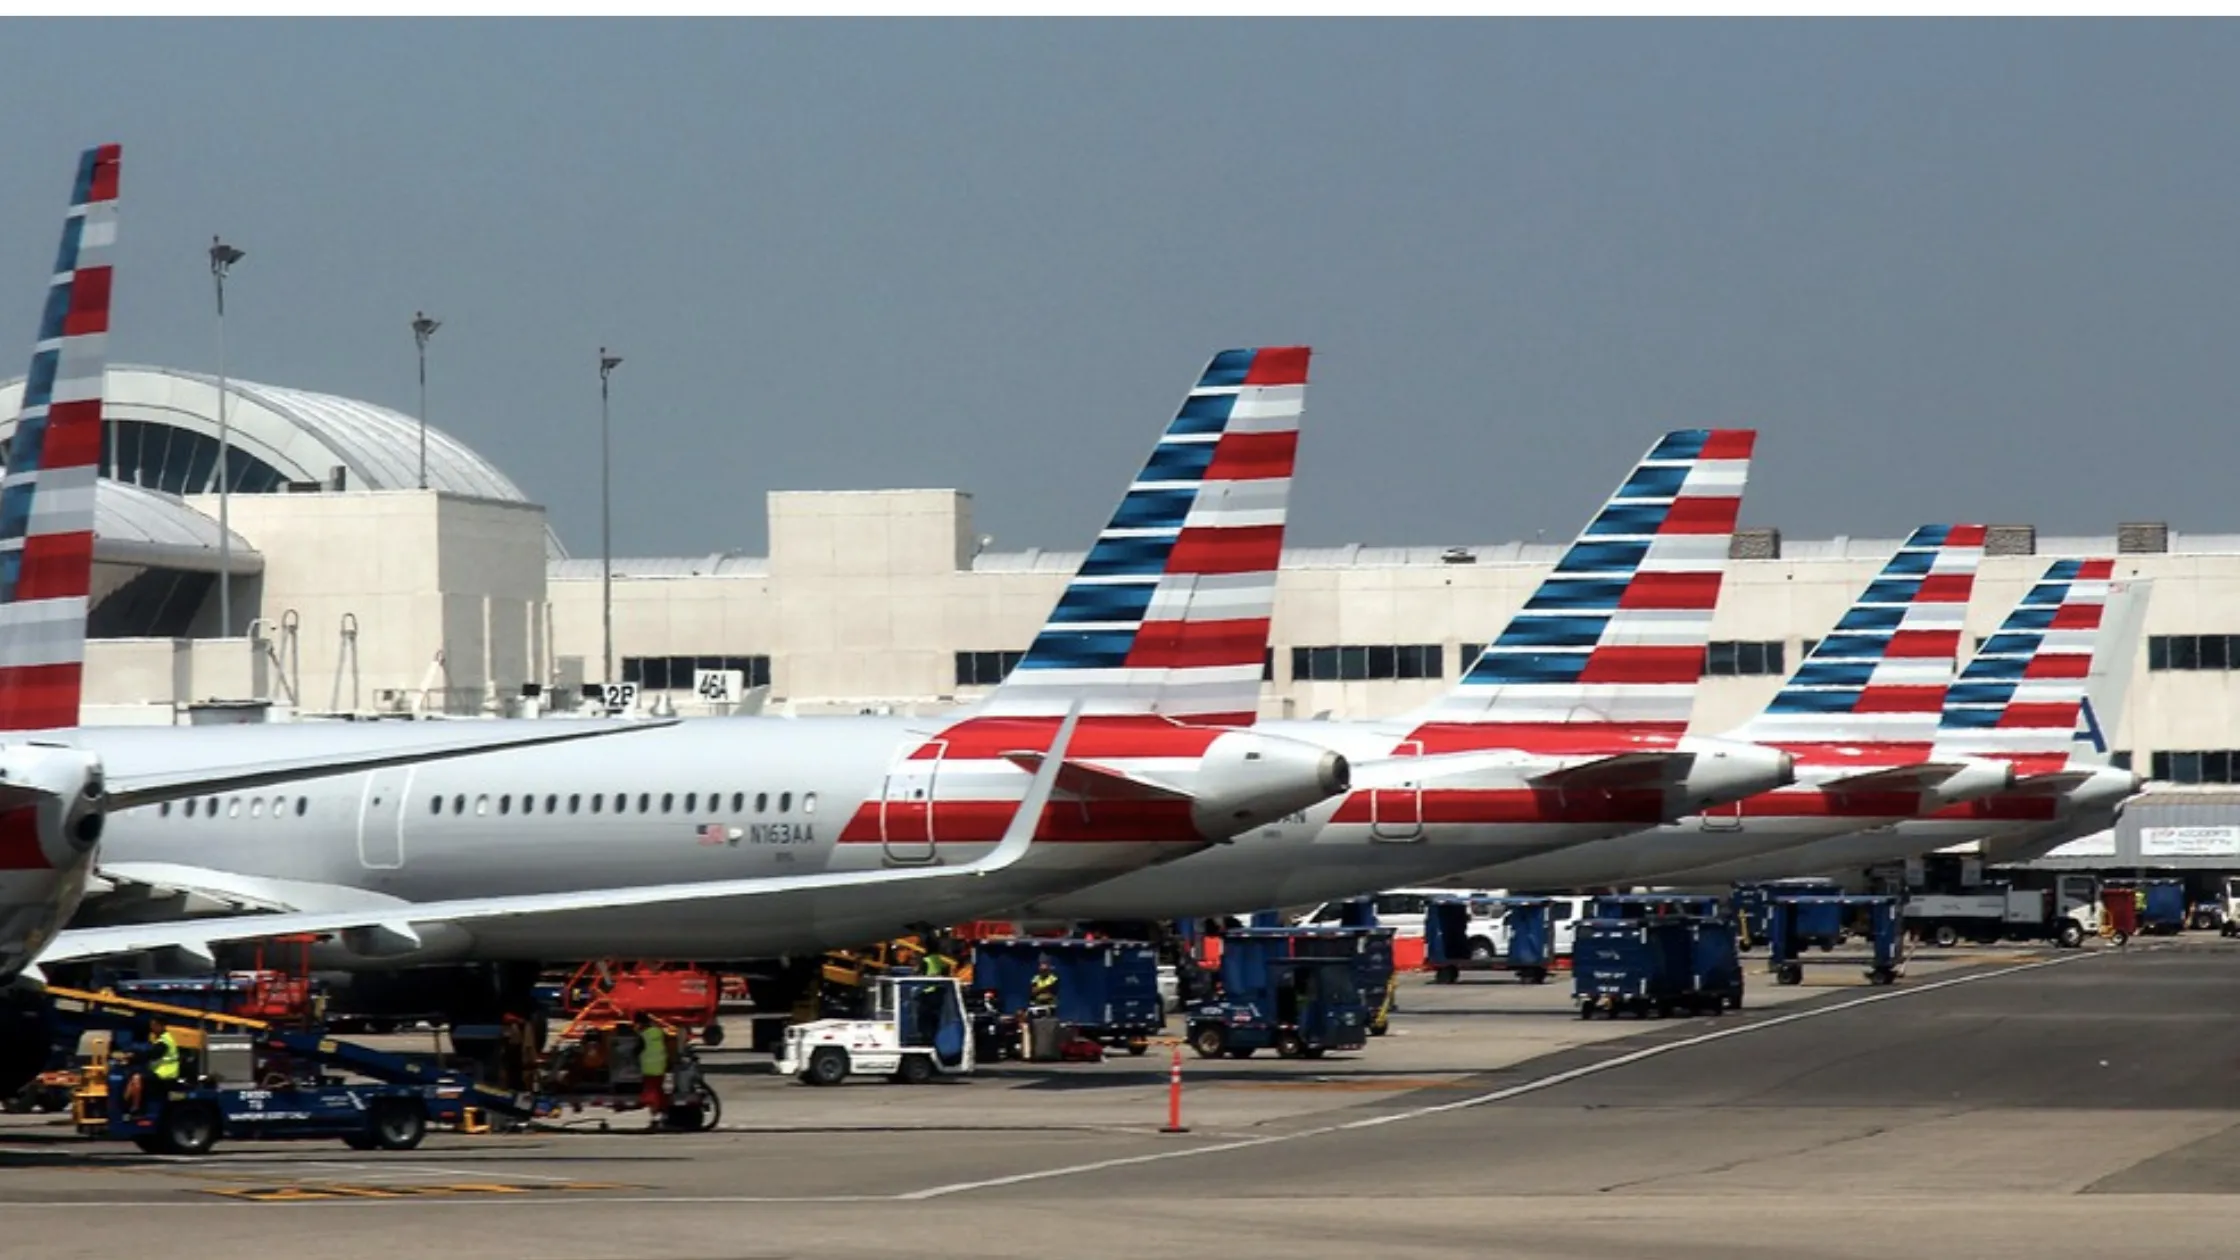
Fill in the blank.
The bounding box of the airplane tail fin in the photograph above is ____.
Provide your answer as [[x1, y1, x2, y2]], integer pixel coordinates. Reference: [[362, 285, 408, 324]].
[[2072, 574, 2150, 770], [1420, 428, 1753, 733], [978, 347, 1308, 726], [1931, 558, 2114, 773], [1727, 525, 1986, 751], [0, 144, 118, 732]]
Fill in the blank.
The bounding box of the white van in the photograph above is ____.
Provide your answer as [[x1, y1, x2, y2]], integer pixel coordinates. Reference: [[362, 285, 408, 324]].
[[1298, 889, 1504, 942]]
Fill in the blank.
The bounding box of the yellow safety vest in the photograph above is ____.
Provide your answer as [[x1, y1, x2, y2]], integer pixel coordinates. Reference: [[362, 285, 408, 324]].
[[638, 1025, 668, 1078], [150, 1031, 182, 1082], [1030, 974, 1058, 1004]]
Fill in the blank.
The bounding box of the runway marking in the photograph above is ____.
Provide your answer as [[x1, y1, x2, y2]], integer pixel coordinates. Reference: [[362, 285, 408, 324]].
[[0, 953, 2098, 1210], [896, 951, 2093, 1200], [197, 1180, 629, 1203]]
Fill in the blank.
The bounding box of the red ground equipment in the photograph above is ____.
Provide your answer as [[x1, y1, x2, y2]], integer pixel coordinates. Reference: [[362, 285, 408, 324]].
[[558, 961, 724, 1044]]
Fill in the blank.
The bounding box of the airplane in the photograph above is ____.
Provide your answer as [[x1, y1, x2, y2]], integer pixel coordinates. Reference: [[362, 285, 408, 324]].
[[45, 345, 1348, 987], [1431, 525, 2030, 892], [1652, 560, 2147, 883], [1003, 428, 1801, 925], [0, 143, 753, 1094]]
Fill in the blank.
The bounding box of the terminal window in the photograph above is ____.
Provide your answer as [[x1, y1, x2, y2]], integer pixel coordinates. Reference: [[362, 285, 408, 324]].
[[2149, 749, 2240, 784], [1707, 640, 1786, 677], [621, 655, 771, 691], [1291, 644, 1444, 682], [2148, 635, 2240, 671], [955, 650, 1025, 686]]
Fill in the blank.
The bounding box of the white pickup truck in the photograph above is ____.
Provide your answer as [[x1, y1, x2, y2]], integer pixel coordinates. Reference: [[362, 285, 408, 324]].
[[1902, 875, 2102, 948]]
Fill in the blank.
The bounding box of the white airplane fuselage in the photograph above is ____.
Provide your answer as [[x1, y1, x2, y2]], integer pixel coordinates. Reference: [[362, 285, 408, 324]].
[[78, 714, 1344, 961]]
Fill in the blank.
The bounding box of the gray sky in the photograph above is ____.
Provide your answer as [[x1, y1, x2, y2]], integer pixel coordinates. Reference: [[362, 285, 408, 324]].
[[2, 20, 2234, 559]]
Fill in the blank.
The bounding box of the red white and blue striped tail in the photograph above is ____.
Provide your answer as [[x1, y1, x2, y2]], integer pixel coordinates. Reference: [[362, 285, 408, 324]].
[[1422, 428, 1753, 731], [977, 347, 1309, 726], [1728, 524, 1986, 751], [0, 144, 118, 732], [1931, 558, 2115, 773]]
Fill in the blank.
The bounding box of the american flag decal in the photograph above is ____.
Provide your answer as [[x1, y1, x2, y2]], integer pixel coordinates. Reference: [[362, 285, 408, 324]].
[[696, 823, 730, 846]]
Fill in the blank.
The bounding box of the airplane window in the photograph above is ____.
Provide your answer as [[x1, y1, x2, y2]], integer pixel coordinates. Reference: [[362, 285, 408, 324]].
[[295, 797, 307, 816], [250, 799, 264, 818], [228, 799, 240, 818], [755, 792, 768, 813], [803, 792, 817, 815], [546, 794, 558, 814], [182, 799, 194, 818], [684, 792, 697, 812], [730, 792, 744, 813], [638, 793, 651, 813], [452, 794, 466, 814], [779, 792, 792, 813], [429, 796, 442, 815], [568, 794, 581, 814], [662, 793, 675, 814], [272, 797, 285, 816], [476, 796, 489, 816], [590, 794, 603, 813], [206, 797, 218, 817], [500, 795, 512, 815], [522, 795, 535, 815], [159, 802, 171, 817]]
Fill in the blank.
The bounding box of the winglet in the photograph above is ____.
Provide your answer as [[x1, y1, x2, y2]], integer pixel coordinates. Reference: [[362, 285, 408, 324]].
[[978, 349, 1309, 726], [0, 144, 120, 732], [974, 700, 1082, 875]]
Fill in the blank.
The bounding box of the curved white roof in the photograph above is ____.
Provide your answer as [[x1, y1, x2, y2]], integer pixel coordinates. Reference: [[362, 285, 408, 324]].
[[94, 480, 261, 576], [0, 365, 562, 555]]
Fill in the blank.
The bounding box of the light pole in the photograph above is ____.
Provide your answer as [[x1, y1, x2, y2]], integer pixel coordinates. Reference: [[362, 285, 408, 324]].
[[412, 311, 440, 491], [209, 235, 245, 637], [598, 347, 623, 691]]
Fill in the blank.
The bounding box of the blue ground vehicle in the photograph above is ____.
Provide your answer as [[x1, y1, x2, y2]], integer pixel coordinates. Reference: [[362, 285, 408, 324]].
[[1765, 895, 1903, 986], [2106, 879, 2188, 936], [1424, 897, 1553, 984], [970, 937, 1165, 1053], [49, 986, 551, 1157], [1573, 914, 1742, 1019], [1187, 932, 1370, 1059], [1222, 924, 1395, 1035], [1732, 880, 1846, 948]]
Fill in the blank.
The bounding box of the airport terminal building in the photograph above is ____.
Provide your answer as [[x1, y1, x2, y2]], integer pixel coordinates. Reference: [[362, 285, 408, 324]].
[[9, 366, 2240, 861]]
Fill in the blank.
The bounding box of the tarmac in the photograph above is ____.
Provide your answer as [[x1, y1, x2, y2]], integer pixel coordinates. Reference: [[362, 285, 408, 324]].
[[8, 937, 2240, 1258]]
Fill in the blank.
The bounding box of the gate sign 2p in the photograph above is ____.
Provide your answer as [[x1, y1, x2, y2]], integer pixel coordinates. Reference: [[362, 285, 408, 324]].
[[601, 682, 640, 715]]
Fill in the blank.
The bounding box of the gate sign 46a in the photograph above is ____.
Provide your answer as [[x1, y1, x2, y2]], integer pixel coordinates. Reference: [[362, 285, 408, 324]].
[[695, 669, 745, 704]]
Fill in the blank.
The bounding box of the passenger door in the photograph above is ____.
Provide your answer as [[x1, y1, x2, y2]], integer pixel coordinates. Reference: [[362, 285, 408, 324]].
[[1370, 740, 1425, 841], [879, 740, 944, 865], [356, 766, 413, 870]]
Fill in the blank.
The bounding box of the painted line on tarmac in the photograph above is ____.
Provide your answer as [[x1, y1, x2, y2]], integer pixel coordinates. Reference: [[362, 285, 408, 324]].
[[0, 953, 2093, 1210], [897, 951, 2092, 1200]]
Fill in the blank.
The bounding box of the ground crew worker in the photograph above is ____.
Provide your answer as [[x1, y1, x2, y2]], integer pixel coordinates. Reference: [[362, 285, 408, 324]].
[[922, 948, 956, 977], [635, 1014, 669, 1119], [124, 1024, 182, 1115], [1029, 956, 1060, 1012]]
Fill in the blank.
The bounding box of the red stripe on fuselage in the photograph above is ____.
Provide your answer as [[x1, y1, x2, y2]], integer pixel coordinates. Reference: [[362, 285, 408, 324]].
[[1403, 722, 1686, 756], [836, 798, 1201, 844], [0, 808, 49, 870], [920, 715, 1228, 761], [1330, 787, 1670, 827]]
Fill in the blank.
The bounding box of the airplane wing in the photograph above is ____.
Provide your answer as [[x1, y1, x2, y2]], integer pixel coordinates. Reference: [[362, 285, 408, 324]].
[[86, 863, 412, 916], [100, 719, 680, 812], [2007, 769, 2098, 797], [38, 706, 1085, 970]]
